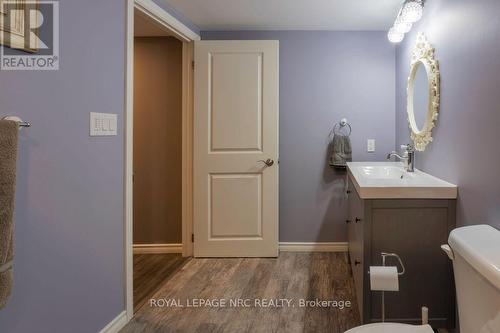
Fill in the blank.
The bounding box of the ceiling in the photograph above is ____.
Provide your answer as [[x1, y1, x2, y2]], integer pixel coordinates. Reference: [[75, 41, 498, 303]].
[[135, 9, 173, 36], [162, 0, 402, 31]]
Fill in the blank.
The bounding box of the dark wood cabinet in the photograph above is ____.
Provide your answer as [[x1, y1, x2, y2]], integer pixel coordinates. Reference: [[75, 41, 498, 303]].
[[347, 177, 456, 329]]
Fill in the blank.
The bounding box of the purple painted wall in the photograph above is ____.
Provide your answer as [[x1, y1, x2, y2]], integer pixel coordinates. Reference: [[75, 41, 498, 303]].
[[153, 0, 200, 35], [395, 0, 500, 229], [0, 1, 200, 331], [202, 31, 396, 242], [0, 1, 125, 332]]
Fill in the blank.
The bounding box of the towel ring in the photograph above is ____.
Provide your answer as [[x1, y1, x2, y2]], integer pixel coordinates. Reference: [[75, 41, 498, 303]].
[[332, 119, 351, 136]]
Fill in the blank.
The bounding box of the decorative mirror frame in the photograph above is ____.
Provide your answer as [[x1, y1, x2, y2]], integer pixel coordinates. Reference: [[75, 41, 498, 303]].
[[407, 32, 440, 151]]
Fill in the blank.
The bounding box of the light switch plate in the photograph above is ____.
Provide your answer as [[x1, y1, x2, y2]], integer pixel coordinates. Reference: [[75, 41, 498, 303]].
[[90, 112, 117, 136], [367, 139, 376, 152]]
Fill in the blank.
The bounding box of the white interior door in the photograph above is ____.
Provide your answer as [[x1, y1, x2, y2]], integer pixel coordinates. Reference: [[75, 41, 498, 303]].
[[193, 40, 279, 257]]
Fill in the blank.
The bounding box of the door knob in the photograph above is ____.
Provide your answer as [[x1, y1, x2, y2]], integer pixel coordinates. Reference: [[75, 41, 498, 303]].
[[258, 158, 274, 167]]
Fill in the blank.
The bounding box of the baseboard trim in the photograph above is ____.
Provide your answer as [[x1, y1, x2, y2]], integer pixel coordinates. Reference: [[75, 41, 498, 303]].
[[279, 242, 348, 252], [98, 311, 128, 333], [133, 243, 183, 254], [134, 242, 347, 254]]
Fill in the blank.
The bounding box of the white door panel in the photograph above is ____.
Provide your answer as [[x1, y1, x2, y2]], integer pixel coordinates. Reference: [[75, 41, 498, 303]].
[[194, 41, 279, 257]]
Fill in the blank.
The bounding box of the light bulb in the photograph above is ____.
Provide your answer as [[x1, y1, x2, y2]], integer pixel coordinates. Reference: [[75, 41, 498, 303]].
[[387, 28, 404, 43], [394, 16, 412, 33], [401, 1, 423, 23]]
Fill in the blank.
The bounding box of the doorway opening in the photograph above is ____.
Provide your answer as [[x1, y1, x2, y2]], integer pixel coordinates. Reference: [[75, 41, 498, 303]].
[[125, 0, 198, 318], [132, 11, 185, 312]]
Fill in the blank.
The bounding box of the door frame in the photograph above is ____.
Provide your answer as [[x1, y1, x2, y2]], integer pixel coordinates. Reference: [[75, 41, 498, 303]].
[[125, 0, 200, 320]]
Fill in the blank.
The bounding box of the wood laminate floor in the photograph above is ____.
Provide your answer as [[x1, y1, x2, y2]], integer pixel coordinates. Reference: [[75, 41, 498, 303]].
[[124, 252, 360, 333], [134, 254, 189, 311]]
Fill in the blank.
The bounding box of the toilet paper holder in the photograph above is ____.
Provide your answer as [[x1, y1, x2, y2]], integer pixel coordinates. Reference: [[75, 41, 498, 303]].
[[369, 252, 406, 322], [380, 252, 405, 276]]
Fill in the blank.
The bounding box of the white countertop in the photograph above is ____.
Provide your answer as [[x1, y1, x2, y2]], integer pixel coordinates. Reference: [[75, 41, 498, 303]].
[[347, 162, 458, 199]]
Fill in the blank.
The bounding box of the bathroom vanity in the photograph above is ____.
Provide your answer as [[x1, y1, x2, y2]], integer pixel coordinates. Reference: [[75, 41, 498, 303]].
[[346, 162, 457, 329]]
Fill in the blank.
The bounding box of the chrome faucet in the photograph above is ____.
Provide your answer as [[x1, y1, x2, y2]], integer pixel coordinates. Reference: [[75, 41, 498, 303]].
[[387, 144, 415, 172]]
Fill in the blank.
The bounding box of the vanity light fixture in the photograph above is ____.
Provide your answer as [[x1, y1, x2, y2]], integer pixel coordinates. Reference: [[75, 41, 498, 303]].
[[394, 16, 412, 34], [388, 28, 404, 43], [388, 0, 425, 43], [401, 0, 424, 23]]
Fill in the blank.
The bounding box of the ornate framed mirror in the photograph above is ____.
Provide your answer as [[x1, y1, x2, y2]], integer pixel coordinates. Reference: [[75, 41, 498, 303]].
[[407, 32, 440, 151]]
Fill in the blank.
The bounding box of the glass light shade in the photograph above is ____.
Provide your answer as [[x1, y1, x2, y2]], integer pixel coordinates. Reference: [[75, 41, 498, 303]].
[[387, 28, 404, 43], [394, 16, 412, 33], [401, 1, 423, 23]]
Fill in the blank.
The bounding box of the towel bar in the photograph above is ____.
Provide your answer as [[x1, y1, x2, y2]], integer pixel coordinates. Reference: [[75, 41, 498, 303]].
[[2, 116, 31, 128]]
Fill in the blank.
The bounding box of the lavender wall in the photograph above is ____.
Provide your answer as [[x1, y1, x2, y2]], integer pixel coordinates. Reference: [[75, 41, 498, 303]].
[[153, 0, 200, 35], [0, 1, 126, 332], [395, 0, 500, 229], [203, 31, 395, 242]]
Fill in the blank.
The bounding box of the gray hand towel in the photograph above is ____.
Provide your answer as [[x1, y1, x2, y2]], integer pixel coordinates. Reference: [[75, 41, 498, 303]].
[[0, 120, 19, 309], [328, 134, 352, 167]]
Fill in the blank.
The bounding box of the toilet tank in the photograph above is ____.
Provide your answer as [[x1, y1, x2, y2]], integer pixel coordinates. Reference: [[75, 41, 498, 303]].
[[447, 225, 500, 333]]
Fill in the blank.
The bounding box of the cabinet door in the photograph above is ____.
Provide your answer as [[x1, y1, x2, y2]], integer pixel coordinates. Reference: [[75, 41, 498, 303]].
[[369, 201, 454, 327]]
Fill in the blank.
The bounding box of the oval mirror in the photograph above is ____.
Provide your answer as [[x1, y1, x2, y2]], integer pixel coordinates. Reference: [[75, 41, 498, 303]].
[[407, 33, 440, 151], [412, 62, 429, 131]]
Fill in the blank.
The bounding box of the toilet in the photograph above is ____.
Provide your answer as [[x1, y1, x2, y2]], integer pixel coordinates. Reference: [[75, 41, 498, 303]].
[[346, 224, 500, 333], [344, 322, 432, 332]]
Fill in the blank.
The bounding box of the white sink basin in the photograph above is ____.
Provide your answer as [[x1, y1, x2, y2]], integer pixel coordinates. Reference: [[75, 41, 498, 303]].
[[347, 162, 457, 199], [358, 165, 410, 180]]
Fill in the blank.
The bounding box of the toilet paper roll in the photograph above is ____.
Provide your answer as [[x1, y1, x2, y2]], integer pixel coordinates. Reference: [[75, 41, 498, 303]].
[[369, 266, 399, 291]]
